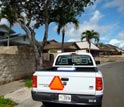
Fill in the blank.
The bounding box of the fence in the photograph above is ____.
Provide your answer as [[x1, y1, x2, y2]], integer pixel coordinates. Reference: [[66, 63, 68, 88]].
[[0, 46, 35, 85]]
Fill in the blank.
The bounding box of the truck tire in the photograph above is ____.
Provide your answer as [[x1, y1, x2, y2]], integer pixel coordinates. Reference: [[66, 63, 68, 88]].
[[42, 102, 51, 107], [97, 104, 102, 107], [41, 105, 45, 107]]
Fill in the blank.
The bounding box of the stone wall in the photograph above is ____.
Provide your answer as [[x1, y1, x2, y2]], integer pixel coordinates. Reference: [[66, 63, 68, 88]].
[[95, 55, 124, 62], [0, 46, 35, 85]]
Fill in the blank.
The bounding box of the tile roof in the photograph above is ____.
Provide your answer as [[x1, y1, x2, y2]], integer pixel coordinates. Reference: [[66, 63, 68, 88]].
[[76, 41, 99, 50], [44, 42, 80, 50], [99, 44, 122, 52]]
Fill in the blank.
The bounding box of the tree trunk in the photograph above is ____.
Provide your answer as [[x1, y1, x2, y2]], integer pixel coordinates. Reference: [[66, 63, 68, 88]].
[[40, 21, 49, 69], [31, 31, 42, 69], [42, 19, 49, 50], [87, 40, 91, 53], [61, 29, 65, 52], [18, 21, 41, 70], [89, 42, 91, 53], [14, 6, 41, 69], [7, 35, 10, 46], [40, 1, 49, 68], [7, 25, 11, 46]]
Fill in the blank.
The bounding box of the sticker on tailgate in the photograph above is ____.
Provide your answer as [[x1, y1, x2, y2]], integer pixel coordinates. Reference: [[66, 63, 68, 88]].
[[49, 76, 64, 90]]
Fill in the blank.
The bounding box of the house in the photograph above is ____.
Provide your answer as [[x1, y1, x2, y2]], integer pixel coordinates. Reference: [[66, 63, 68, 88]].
[[44, 40, 80, 55], [99, 44, 122, 55], [76, 41, 99, 57], [43, 40, 100, 57], [0, 24, 30, 46]]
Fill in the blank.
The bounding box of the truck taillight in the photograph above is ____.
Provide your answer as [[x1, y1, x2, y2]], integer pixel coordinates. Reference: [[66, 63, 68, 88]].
[[32, 75, 37, 88], [96, 77, 103, 91]]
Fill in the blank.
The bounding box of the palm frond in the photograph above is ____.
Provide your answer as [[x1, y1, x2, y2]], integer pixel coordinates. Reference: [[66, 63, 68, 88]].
[[81, 29, 100, 43]]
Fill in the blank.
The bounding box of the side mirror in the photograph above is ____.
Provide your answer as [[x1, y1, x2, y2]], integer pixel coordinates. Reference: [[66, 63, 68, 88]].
[[95, 61, 100, 65]]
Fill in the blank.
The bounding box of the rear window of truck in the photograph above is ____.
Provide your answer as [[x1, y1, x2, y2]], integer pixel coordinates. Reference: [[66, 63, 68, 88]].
[[55, 55, 93, 66]]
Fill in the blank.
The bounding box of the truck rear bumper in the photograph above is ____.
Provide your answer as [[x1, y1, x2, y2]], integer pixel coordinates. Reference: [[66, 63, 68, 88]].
[[31, 91, 103, 106]]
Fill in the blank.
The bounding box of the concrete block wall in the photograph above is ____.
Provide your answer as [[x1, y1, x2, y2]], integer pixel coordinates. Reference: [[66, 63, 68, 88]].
[[95, 56, 124, 62], [0, 46, 35, 85]]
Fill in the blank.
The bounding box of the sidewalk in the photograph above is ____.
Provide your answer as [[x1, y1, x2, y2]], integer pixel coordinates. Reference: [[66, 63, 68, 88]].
[[0, 80, 31, 104], [0, 80, 41, 107], [5, 87, 32, 104], [0, 80, 25, 96]]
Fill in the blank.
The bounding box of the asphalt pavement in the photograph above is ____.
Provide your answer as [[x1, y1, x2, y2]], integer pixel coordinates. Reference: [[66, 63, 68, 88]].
[[99, 61, 124, 107]]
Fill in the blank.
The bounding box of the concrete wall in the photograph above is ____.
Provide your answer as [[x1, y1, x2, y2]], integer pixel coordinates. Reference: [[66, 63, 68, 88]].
[[95, 55, 124, 62], [0, 46, 35, 85]]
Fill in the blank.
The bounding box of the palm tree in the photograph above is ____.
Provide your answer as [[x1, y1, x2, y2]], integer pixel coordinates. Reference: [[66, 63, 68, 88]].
[[81, 30, 99, 53], [57, 18, 79, 52]]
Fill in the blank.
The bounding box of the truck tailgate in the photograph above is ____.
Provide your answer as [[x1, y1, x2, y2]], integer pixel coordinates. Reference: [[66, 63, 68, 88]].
[[34, 71, 96, 95]]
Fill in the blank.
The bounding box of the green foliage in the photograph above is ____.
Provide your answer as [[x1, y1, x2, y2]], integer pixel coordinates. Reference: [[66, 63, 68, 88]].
[[104, 52, 111, 56], [108, 59, 116, 62], [81, 30, 99, 53], [0, 96, 17, 107], [0, 6, 16, 25], [56, 17, 79, 52], [0, 0, 96, 35], [25, 79, 32, 88], [81, 30, 99, 43], [0, 0, 96, 67]]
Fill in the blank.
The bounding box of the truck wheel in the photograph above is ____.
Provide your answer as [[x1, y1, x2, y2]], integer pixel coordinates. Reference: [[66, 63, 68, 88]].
[[42, 102, 50, 107], [41, 105, 45, 107], [96, 104, 102, 107]]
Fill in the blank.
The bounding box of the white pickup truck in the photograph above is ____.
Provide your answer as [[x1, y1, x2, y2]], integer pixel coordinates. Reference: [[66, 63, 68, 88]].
[[31, 52, 104, 107]]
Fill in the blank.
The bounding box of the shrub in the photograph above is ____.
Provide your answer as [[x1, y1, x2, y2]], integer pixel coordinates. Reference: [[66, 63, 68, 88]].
[[25, 79, 32, 88], [0, 96, 17, 107]]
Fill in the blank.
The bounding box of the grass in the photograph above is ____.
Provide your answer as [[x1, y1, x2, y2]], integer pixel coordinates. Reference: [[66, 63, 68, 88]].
[[108, 59, 116, 62], [0, 96, 17, 107], [24, 79, 32, 88]]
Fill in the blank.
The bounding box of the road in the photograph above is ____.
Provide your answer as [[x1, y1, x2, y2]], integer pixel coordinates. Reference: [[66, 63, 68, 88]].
[[99, 61, 124, 107], [15, 61, 124, 107]]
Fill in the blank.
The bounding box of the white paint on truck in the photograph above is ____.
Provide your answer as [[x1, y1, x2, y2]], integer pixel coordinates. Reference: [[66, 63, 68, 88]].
[[32, 52, 104, 107], [33, 71, 96, 95]]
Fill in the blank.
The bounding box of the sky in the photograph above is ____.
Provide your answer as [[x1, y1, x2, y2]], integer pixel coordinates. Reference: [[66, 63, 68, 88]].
[[1, 0, 124, 49]]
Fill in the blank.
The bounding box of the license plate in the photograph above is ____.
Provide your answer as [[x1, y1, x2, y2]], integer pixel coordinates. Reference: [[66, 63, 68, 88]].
[[58, 94, 71, 102]]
